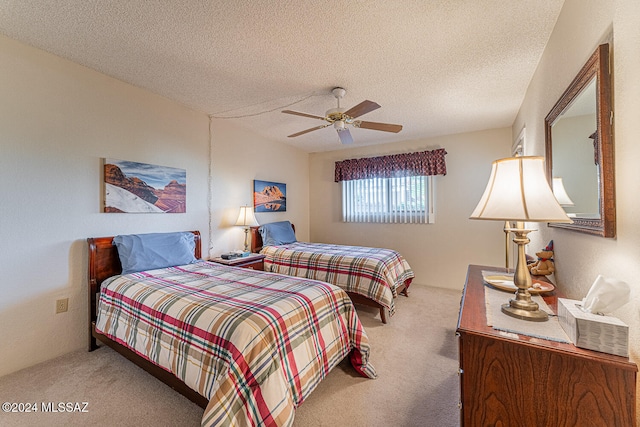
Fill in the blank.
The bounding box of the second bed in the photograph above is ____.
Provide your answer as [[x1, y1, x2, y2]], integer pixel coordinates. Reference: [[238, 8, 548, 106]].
[[251, 221, 414, 323]]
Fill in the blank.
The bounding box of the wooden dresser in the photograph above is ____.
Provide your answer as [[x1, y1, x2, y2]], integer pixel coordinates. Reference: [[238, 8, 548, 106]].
[[456, 264, 637, 426]]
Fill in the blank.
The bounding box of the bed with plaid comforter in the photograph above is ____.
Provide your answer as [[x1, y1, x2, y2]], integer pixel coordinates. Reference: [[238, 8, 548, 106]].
[[260, 242, 414, 316], [95, 261, 376, 427]]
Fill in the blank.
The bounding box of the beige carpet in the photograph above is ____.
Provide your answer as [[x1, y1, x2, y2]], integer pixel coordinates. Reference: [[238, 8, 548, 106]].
[[0, 285, 461, 427]]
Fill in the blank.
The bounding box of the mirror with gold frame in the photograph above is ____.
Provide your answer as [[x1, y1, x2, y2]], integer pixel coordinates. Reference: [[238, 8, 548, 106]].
[[545, 43, 615, 237]]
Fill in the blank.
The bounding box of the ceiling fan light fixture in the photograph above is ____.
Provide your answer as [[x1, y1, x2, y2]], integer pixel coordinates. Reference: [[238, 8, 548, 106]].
[[282, 87, 402, 144], [332, 87, 346, 100]]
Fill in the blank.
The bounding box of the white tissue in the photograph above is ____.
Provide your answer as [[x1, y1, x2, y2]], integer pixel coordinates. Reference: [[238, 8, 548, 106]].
[[581, 275, 631, 314]]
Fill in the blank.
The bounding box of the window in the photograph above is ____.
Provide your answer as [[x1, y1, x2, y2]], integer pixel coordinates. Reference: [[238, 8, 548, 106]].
[[335, 148, 447, 224], [341, 175, 434, 223]]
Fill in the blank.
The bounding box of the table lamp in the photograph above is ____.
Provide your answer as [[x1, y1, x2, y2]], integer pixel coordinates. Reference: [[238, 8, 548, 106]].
[[235, 205, 259, 252], [470, 157, 572, 321]]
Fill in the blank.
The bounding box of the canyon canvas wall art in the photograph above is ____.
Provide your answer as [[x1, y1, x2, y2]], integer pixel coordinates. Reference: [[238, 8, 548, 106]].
[[253, 179, 286, 212], [104, 159, 186, 213]]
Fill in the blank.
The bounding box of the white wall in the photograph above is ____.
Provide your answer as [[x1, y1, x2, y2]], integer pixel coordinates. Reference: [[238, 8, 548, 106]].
[[0, 35, 210, 376], [513, 0, 640, 417], [208, 119, 310, 257], [0, 35, 310, 378], [309, 128, 511, 290]]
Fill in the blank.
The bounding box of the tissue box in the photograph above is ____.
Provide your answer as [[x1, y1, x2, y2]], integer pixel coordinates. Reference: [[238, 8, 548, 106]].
[[558, 298, 629, 357]]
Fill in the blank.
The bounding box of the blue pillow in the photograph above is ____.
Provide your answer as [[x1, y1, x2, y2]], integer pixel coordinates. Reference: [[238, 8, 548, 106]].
[[259, 221, 297, 246], [113, 232, 198, 274]]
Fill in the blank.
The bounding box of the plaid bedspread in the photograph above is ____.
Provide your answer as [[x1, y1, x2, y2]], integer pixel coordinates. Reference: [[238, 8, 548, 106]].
[[95, 261, 376, 427], [260, 242, 414, 316]]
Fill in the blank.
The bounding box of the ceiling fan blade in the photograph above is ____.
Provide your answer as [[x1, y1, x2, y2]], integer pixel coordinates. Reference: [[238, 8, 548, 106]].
[[337, 128, 354, 144], [288, 124, 330, 138], [282, 110, 326, 121], [356, 120, 403, 133], [343, 100, 381, 118]]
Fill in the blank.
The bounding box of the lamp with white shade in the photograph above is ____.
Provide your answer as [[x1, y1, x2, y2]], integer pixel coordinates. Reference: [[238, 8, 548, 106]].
[[235, 206, 259, 252], [470, 156, 572, 321]]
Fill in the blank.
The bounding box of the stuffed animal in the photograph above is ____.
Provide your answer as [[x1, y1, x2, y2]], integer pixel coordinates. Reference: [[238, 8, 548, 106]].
[[528, 241, 555, 276]]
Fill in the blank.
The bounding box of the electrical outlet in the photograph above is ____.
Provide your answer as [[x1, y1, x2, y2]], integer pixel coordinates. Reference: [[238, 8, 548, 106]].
[[56, 298, 68, 314]]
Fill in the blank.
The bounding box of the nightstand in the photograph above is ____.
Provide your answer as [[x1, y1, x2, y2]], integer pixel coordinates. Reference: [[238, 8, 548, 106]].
[[209, 254, 265, 271]]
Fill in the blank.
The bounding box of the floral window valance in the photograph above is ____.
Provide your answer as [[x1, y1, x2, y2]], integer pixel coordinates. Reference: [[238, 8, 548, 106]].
[[334, 148, 447, 182]]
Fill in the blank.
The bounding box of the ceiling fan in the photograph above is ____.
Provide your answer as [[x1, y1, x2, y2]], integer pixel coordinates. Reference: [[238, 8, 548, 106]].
[[282, 87, 403, 144]]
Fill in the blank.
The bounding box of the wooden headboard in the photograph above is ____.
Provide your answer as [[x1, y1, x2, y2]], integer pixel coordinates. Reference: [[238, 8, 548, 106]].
[[86, 230, 208, 407], [249, 223, 295, 253], [87, 231, 201, 343]]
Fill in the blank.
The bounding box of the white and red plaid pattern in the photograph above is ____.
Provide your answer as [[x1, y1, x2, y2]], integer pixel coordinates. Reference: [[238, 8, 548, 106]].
[[95, 261, 376, 426], [261, 242, 414, 316]]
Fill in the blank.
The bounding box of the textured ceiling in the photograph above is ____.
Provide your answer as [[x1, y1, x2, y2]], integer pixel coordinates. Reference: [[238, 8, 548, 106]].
[[0, 1, 564, 152]]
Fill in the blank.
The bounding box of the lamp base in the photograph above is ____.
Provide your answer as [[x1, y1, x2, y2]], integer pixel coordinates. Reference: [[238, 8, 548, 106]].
[[499, 222, 549, 322], [501, 301, 549, 322], [243, 228, 250, 253]]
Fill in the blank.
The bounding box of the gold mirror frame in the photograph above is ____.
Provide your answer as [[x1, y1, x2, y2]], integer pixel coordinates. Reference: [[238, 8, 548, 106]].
[[545, 44, 615, 237]]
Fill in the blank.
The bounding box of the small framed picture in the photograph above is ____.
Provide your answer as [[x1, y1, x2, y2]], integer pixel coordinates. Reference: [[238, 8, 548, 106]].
[[253, 180, 286, 212]]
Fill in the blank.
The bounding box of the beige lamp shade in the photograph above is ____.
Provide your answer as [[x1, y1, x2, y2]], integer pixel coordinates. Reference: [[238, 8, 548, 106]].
[[235, 206, 259, 227], [552, 177, 575, 206], [470, 157, 572, 223], [471, 156, 571, 322]]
